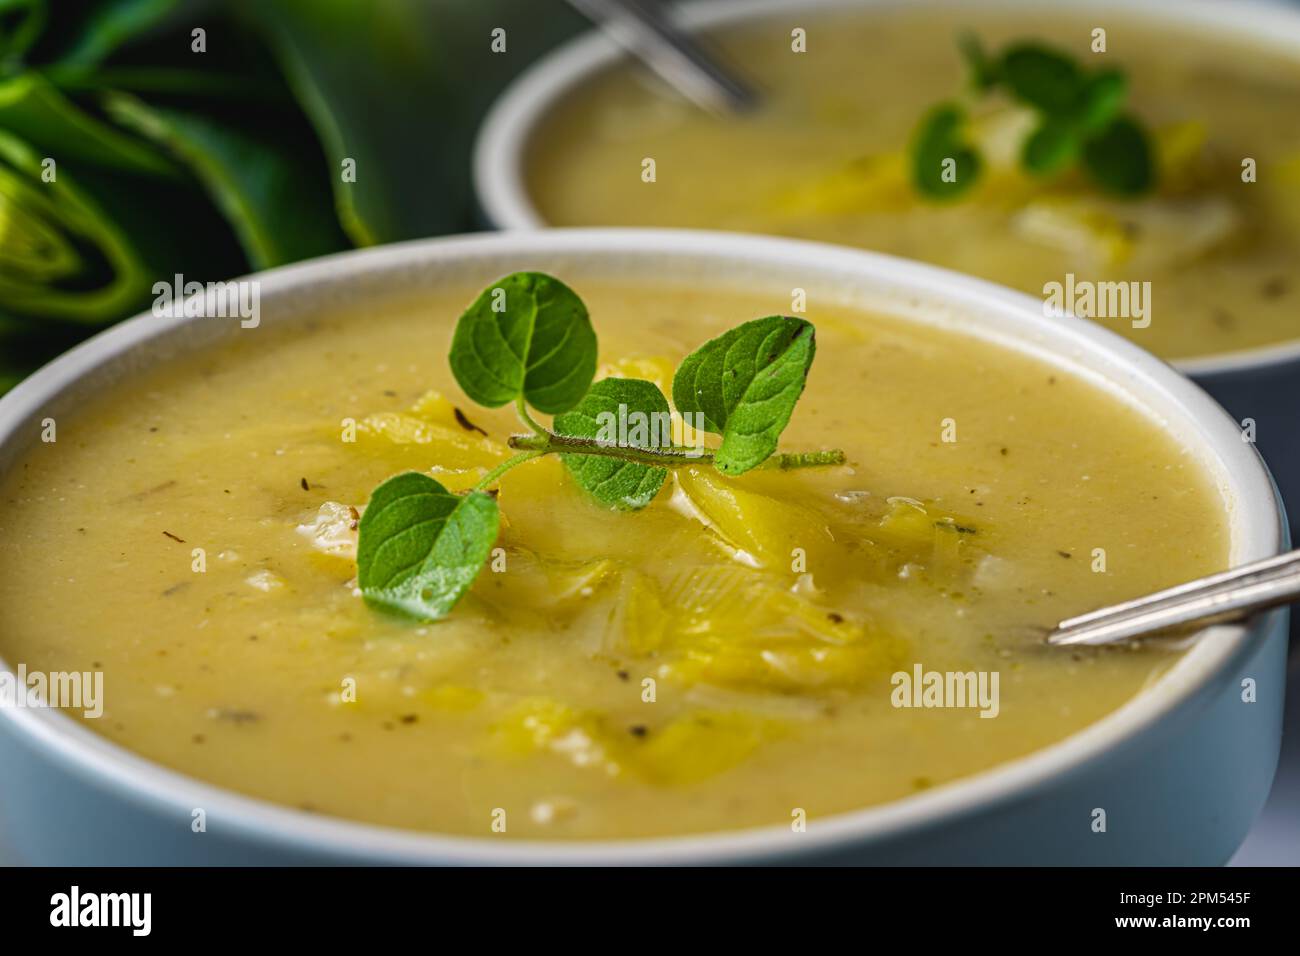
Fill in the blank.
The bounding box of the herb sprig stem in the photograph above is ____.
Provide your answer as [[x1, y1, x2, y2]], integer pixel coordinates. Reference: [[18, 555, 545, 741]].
[[515, 395, 547, 436], [472, 450, 545, 491], [505, 430, 845, 472]]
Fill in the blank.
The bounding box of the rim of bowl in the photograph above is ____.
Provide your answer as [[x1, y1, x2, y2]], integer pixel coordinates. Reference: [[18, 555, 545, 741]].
[[0, 228, 1284, 865], [472, 0, 1300, 376]]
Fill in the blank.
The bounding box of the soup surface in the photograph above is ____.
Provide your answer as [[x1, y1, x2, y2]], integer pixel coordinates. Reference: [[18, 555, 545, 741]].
[[526, 6, 1300, 359], [0, 280, 1228, 839]]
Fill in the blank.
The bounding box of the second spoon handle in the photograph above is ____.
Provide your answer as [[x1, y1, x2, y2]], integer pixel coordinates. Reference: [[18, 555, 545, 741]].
[[565, 0, 758, 113]]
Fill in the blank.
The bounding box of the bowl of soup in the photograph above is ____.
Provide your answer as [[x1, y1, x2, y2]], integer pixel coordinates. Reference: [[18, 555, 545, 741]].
[[0, 229, 1286, 864], [474, 0, 1300, 542]]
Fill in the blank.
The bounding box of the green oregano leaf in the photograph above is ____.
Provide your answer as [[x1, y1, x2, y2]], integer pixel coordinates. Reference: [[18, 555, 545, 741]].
[[1075, 70, 1127, 132], [1021, 118, 1079, 176], [958, 32, 1000, 91], [1081, 115, 1153, 195], [1001, 43, 1084, 114], [553, 377, 671, 510], [356, 471, 500, 620], [448, 271, 597, 414], [672, 316, 816, 476], [911, 103, 981, 199]]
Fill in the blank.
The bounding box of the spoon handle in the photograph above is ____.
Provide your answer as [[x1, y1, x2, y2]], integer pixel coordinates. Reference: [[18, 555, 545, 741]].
[[564, 0, 758, 113], [1046, 548, 1300, 646]]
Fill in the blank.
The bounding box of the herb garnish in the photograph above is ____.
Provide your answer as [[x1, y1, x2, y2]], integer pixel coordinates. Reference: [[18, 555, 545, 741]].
[[912, 35, 1154, 199], [356, 272, 846, 621]]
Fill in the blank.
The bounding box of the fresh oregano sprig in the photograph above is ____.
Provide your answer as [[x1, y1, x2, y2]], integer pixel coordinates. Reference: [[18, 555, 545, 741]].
[[355, 272, 846, 621], [912, 35, 1155, 200]]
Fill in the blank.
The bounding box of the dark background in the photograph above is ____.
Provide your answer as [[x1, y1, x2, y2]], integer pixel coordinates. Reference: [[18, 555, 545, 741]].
[[0, 0, 590, 391]]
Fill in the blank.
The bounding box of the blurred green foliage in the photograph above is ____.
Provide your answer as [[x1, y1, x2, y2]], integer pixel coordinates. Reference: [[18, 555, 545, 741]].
[[0, 0, 585, 391]]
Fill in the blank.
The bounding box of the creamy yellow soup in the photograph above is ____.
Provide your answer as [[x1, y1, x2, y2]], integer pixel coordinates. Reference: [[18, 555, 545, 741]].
[[0, 281, 1227, 839], [526, 7, 1300, 359]]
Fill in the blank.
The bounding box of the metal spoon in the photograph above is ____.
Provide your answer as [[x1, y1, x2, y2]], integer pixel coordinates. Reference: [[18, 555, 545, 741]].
[[1046, 548, 1300, 647], [564, 0, 758, 113]]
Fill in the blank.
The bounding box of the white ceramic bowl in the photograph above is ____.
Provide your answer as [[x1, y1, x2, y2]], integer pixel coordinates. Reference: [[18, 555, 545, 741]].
[[473, 0, 1300, 545], [0, 229, 1287, 864]]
